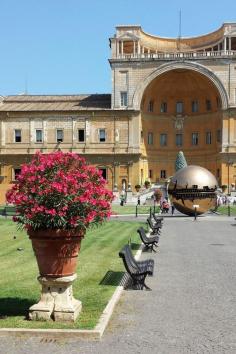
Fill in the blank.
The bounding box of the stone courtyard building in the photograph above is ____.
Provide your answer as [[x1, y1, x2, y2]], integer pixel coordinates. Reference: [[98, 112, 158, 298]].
[[0, 22, 236, 202]]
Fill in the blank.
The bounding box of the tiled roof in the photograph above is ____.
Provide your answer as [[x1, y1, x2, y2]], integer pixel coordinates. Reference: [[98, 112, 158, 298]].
[[0, 94, 112, 111]]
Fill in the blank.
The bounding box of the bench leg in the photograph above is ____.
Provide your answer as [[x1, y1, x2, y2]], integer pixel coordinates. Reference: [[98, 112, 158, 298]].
[[143, 282, 151, 291], [132, 276, 148, 290], [144, 244, 152, 252], [151, 244, 157, 253]]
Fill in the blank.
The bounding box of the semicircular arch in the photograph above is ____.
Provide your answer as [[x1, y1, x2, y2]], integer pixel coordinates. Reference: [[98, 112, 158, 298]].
[[132, 61, 229, 110]]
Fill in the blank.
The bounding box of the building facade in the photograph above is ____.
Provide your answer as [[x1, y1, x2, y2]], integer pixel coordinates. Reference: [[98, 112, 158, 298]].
[[0, 23, 236, 203]]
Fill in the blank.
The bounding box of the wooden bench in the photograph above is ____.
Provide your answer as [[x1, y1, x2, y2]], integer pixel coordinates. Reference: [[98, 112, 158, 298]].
[[137, 227, 159, 252], [119, 245, 152, 290], [147, 217, 162, 235], [125, 244, 154, 276], [152, 212, 164, 224]]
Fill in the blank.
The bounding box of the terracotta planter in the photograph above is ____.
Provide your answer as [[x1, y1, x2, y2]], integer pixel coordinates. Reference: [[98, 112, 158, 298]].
[[28, 229, 85, 277]]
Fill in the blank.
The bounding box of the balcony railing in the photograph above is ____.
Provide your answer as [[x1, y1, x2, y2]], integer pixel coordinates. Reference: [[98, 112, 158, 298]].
[[114, 50, 236, 60]]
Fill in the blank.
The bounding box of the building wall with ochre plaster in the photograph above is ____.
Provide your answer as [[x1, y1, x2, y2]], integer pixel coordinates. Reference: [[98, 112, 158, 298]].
[[1, 24, 236, 203]]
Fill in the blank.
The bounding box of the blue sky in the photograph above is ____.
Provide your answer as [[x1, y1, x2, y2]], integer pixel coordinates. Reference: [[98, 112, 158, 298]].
[[0, 0, 235, 96]]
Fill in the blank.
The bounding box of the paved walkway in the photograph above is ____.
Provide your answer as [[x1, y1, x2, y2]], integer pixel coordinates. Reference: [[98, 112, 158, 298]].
[[1, 216, 236, 354]]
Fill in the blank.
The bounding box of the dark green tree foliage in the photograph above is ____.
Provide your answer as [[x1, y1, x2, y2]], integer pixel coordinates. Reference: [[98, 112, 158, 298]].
[[175, 151, 187, 172]]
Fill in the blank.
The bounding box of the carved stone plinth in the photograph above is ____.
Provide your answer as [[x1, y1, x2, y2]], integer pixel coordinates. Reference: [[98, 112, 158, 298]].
[[29, 274, 81, 322]]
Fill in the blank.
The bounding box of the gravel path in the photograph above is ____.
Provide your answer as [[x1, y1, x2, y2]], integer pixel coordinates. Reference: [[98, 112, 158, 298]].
[[1, 217, 236, 354]]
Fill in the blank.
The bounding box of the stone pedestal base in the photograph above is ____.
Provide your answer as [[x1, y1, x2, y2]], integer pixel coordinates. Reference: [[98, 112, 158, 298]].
[[29, 274, 81, 322]]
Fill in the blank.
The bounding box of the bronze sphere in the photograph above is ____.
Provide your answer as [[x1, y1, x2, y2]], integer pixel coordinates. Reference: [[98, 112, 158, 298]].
[[168, 165, 218, 216]]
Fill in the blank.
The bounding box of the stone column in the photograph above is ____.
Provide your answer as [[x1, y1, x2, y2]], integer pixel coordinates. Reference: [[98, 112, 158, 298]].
[[72, 117, 76, 149], [0, 119, 5, 147], [137, 41, 141, 55], [42, 118, 47, 150], [127, 161, 133, 188], [29, 274, 82, 322], [116, 40, 119, 57], [121, 41, 124, 56], [224, 37, 227, 52]]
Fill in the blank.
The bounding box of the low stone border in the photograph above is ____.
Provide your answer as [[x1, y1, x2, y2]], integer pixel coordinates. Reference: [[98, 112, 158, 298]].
[[0, 244, 144, 340]]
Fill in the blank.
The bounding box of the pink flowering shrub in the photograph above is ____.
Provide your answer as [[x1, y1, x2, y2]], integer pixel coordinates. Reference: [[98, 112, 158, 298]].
[[6, 151, 113, 232]]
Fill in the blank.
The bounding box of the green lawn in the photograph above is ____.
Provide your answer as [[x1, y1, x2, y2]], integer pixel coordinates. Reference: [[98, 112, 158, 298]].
[[216, 205, 236, 216], [0, 219, 143, 329], [112, 204, 161, 215]]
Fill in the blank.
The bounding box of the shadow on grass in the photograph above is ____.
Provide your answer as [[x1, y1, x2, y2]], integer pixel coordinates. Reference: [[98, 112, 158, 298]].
[[130, 242, 140, 250], [0, 297, 35, 318], [99, 270, 127, 286]]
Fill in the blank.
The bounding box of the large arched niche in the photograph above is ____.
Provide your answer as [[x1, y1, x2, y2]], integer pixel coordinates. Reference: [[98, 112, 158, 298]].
[[137, 62, 226, 184], [132, 61, 228, 110], [141, 69, 223, 115]]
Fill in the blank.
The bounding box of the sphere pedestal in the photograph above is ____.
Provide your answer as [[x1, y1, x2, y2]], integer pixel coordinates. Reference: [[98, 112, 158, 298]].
[[29, 274, 81, 322]]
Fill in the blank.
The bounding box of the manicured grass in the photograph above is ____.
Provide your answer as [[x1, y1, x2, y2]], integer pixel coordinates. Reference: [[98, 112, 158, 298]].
[[216, 205, 236, 216], [0, 219, 143, 329], [112, 204, 161, 215]]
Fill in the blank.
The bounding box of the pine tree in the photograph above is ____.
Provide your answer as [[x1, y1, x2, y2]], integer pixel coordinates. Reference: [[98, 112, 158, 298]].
[[175, 151, 187, 172]]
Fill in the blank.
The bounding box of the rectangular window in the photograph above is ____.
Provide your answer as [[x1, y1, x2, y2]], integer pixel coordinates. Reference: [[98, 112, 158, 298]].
[[14, 129, 22, 143], [160, 133, 167, 146], [192, 100, 198, 113], [13, 168, 21, 181], [99, 168, 107, 180], [148, 132, 153, 145], [176, 101, 183, 114], [36, 129, 43, 143], [176, 133, 183, 146], [78, 129, 85, 142], [141, 130, 144, 143], [99, 129, 106, 142], [217, 168, 220, 178], [56, 129, 63, 143], [160, 102, 167, 113], [148, 100, 154, 112], [120, 91, 128, 106], [120, 71, 128, 86], [235, 88, 236, 104], [149, 169, 152, 179], [192, 132, 199, 145], [217, 129, 222, 143], [206, 131, 212, 144], [160, 170, 166, 179], [206, 99, 212, 111], [216, 96, 221, 109]]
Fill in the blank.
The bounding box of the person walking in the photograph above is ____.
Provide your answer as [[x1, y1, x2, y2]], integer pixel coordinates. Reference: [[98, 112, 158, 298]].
[[171, 203, 175, 215]]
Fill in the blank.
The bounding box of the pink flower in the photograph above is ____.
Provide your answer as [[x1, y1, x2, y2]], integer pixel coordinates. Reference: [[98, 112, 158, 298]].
[[6, 151, 113, 232], [45, 209, 57, 216]]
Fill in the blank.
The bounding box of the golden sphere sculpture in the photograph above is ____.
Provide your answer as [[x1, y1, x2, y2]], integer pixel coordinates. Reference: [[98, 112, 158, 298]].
[[168, 165, 218, 216]]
